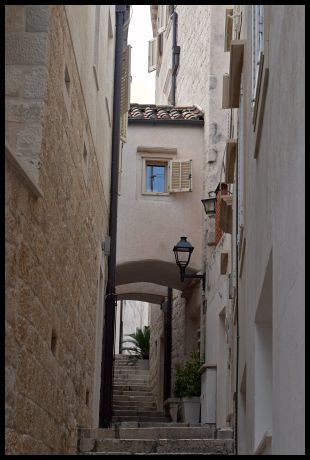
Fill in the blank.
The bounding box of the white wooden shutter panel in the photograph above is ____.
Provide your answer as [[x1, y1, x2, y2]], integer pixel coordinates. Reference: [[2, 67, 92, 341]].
[[120, 45, 131, 142], [120, 112, 127, 143], [120, 45, 131, 115], [169, 160, 192, 192], [148, 38, 157, 72], [157, 5, 167, 34]]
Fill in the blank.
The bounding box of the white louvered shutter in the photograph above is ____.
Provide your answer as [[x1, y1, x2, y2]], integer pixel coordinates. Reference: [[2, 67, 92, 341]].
[[120, 45, 131, 142], [148, 38, 157, 72], [157, 5, 167, 34], [169, 160, 192, 192]]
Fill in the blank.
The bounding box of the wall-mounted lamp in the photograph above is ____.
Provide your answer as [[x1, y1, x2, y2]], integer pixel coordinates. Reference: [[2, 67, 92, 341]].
[[201, 191, 217, 216], [173, 236, 205, 290]]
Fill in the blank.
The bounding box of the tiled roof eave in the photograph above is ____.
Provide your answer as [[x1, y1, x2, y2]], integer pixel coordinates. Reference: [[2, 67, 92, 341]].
[[128, 118, 204, 126], [129, 103, 204, 122]]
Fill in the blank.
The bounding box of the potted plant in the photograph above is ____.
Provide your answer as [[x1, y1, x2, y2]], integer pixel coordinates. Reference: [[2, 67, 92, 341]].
[[121, 325, 150, 369], [174, 350, 202, 423]]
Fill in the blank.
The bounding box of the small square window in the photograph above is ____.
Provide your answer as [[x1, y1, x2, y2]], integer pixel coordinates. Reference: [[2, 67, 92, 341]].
[[145, 160, 168, 194]]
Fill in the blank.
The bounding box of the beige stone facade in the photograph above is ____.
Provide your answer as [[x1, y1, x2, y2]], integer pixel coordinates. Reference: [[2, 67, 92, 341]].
[[148, 4, 230, 418], [116, 109, 204, 411], [229, 5, 305, 455], [150, 3, 305, 455], [5, 5, 117, 454]]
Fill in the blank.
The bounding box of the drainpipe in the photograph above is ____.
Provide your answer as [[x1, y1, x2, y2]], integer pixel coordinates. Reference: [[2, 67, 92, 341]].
[[171, 6, 179, 106], [163, 287, 172, 403], [119, 300, 123, 354], [99, 4, 126, 429], [234, 136, 239, 454]]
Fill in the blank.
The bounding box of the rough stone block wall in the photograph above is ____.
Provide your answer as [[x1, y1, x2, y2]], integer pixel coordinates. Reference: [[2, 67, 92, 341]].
[[171, 290, 186, 396], [149, 292, 187, 407], [149, 304, 164, 410], [5, 6, 110, 454], [5, 5, 50, 185]]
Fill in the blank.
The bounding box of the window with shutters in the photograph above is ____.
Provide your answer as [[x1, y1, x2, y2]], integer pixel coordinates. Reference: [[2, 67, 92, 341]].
[[148, 38, 157, 72], [142, 158, 192, 195]]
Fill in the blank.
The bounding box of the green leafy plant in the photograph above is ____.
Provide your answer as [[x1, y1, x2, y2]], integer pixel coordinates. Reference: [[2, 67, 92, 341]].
[[174, 350, 202, 398], [122, 325, 150, 363]]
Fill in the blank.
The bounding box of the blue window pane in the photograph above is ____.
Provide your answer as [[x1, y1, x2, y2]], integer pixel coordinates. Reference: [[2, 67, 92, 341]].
[[146, 165, 166, 192]]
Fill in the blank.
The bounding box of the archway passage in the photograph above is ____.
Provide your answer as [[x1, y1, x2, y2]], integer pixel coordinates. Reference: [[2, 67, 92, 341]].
[[116, 259, 201, 294]]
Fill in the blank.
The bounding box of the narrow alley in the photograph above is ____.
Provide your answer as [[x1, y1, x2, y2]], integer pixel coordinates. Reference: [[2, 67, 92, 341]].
[[5, 4, 305, 456]]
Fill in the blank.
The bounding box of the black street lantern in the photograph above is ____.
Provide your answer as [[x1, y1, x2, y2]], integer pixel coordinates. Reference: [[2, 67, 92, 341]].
[[173, 236, 205, 289], [201, 191, 217, 216], [173, 236, 194, 281]]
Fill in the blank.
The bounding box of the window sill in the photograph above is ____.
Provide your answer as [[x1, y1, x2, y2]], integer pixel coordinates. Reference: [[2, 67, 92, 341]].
[[238, 237, 246, 278], [253, 65, 269, 159], [93, 65, 99, 91], [222, 40, 245, 109], [142, 192, 169, 196], [254, 431, 272, 455], [5, 140, 43, 198]]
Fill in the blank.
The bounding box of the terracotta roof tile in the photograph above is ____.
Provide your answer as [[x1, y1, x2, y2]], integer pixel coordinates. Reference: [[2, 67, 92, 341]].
[[128, 104, 204, 121]]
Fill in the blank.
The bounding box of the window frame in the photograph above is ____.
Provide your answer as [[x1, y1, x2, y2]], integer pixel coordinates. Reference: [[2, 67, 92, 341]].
[[251, 5, 270, 158], [157, 4, 167, 34], [148, 37, 157, 73], [142, 158, 169, 196], [251, 5, 264, 102]]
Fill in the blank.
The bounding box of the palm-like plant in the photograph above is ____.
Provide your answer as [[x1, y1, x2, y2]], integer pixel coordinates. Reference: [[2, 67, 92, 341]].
[[121, 325, 150, 363], [174, 350, 202, 398]]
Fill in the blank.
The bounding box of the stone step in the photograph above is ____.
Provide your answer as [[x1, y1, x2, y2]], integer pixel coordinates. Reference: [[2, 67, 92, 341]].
[[112, 408, 157, 414], [80, 438, 234, 454], [114, 363, 149, 368], [113, 401, 155, 406], [113, 378, 150, 383], [112, 410, 165, 417], [114, 365, 149, 370], [114, 374, 149, 380], [112, 416, 171, 423], [80, 423, 205, 438], [113, 391, 154, 401], [113, 403, 156, 411], [113, 394, 155, 402], [113, 372, 149, 377], [114, 374, 149, 379], [80, 426, 215, 441], [113, 391, 153, 398], [114, 358, 131, 361], [113, 384, 152, 392], [79, 453, 231, 455]]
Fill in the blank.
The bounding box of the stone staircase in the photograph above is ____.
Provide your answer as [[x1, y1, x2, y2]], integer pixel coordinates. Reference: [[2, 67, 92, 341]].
[[78, 354, 234, 455], [112, 354, 170, 424]]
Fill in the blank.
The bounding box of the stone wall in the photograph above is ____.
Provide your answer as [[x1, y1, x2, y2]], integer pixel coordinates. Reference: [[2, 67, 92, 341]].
[[171, 290, 186, 395], [149, 289, 196, 407], [5, 5, 50, 187], [5, 5, 114, 454], [235, 5, 305, 455], [149, 304, 164, 410]]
